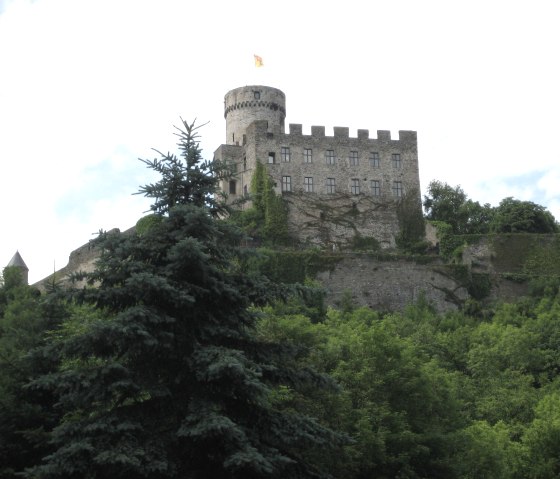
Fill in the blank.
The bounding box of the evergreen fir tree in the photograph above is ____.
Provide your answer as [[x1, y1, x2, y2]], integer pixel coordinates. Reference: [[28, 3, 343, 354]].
[[0, 268, 67, 478], [27, 120, 342, 478]]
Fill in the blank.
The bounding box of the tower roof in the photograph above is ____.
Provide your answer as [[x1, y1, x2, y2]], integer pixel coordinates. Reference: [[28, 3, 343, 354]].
[[7, 251, 29, 271]]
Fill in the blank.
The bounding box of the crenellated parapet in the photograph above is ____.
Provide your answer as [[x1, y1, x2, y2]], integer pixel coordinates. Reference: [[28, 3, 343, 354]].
[[288, 123, 417, 143]]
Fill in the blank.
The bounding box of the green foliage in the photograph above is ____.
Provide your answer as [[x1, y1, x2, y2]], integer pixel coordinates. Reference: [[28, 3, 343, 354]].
[[250, 160, 267, 215], [423, 181, 559, 241], [454, 421, 523, 479], [234, 160, 290, 245], [0, 274, 68, 478], [396, 188, 426, 251], [135, 118, 230, 216], [245, 248, 342, 286], [423, 180, 493, 235], [487, 234, 560, 280], [528, 276, 560, 298], [522, 392, 560, 477], [257, 304, 465, 478], [523, 235, 560, 275], [491, 197, 558, 234], [263, 186, 289, 245], [0, 266, 25, 293], [135, 214, 162, 236], [423, 180, 468, 233], [468, 273, 492, 300], [255, 291, 560, 477]]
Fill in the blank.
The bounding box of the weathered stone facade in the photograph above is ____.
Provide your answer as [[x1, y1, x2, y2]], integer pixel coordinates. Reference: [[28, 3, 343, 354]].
[[317, 255, 469, 313], [214, 85, 421, 248]]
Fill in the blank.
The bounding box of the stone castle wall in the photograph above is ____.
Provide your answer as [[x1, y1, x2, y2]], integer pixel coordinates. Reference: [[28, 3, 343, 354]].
[[316, 255, 467, 313]]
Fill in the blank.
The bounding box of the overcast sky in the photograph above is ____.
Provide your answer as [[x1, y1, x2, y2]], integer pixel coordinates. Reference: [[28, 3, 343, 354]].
[[1, 0, 559, 284]]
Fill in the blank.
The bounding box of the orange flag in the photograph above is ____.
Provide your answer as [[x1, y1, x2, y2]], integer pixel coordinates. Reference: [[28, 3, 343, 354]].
[[254, 54, 263, 67]]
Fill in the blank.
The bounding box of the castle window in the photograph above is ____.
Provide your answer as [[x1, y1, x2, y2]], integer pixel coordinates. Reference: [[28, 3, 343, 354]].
[[326, 177, 336, 194], [303, 148, 312, 163], [229, 180, 237, 195], [254, 91, 261, 100], [392, 153, 402, 169], [244, 185, 248, 196], [304, 177, 314, 192], [282, 176, 292, 192], [369, 152, 380, 168], [392, 181, 403, 197], [268, 152, 275, 164], [351, 179, 360, 195], [281, 147, 291, 162], [229, 162, 238, 174], [370, 180, 380, 196], [349, 151, 359, 166], [325, 149, 335, 165]]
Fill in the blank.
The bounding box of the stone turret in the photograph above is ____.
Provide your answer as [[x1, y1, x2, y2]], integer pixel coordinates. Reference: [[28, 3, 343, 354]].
[[224, 85, 286, 146], [6, 251, 29, 284]]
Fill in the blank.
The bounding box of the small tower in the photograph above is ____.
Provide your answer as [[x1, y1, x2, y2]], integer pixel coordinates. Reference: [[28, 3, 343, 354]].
[[224, 85, 286, 146], [6, 251, 29, 285]]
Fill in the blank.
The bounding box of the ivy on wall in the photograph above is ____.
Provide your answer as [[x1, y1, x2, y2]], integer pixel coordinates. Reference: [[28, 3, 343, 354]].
[[228, 161, 290, 245], [395, 188, 426, 252], [246, 248, 343, 284]]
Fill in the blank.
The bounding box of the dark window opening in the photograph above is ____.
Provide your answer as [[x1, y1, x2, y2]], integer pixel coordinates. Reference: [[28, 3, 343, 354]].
[[229, 180, 236, 195]]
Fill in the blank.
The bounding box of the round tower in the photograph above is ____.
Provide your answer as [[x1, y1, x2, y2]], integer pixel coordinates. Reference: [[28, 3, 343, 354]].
[[224, 85, 286, 145]]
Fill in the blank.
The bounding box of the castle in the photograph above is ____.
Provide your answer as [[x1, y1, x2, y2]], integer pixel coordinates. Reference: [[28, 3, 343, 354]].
[[214, 85, 421, 248], [6, 86, 552, 313]]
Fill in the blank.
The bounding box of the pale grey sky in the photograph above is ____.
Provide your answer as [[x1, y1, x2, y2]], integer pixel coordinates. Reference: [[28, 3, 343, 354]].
[[1, 0, 559, 283]]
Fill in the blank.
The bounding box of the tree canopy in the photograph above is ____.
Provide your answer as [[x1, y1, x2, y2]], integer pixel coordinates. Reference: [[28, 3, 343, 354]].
[[491, 197, 558, 234], [423, 180, 557, 235]]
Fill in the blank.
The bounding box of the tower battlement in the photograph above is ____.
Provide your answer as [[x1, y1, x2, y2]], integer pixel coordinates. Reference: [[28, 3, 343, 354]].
[[288, 123, 417, 143], [224, 85, 286, 146]]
